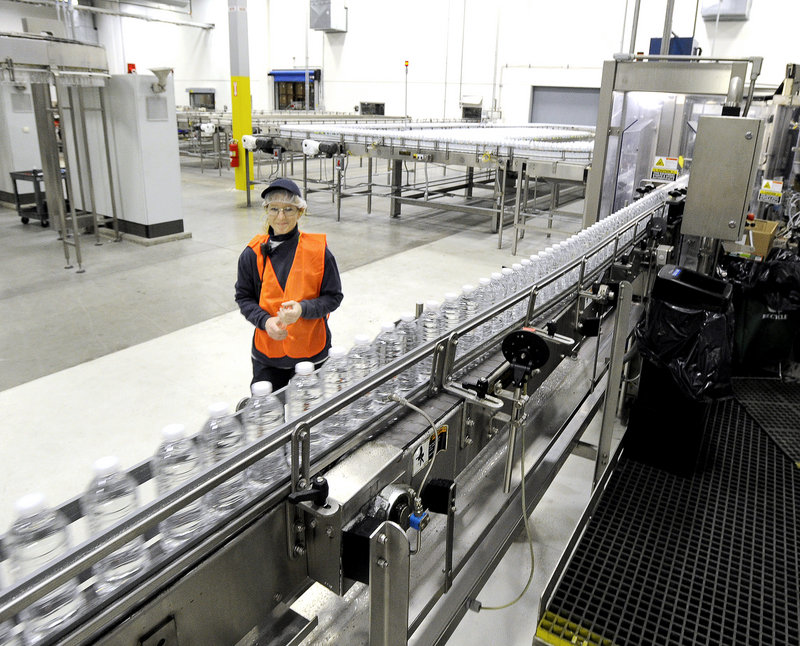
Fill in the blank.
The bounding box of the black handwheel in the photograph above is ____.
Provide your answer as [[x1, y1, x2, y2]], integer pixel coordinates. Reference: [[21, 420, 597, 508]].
[[41, 219, 49, 228], [21, 216, 29, 224]]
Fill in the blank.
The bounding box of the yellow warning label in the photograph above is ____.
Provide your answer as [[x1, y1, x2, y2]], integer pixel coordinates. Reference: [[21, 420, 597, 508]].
[[651, 156, 679, 181], [764, 182, 771, 189], [759, 179, 783, 204], [655, 158, 664, 167]]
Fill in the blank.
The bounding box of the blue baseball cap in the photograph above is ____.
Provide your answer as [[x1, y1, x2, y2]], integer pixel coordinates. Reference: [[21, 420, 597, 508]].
[[260, 178, 302, 200]]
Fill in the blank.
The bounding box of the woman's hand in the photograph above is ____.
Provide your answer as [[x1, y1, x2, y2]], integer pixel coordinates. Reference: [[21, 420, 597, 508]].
[[265, 316, 288, 340], [278, 301, 303, 326]]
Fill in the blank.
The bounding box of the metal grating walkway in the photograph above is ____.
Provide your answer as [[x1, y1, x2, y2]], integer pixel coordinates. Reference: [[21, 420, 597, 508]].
[[733, 378, 800, 466], [537, 399, 800, 646]]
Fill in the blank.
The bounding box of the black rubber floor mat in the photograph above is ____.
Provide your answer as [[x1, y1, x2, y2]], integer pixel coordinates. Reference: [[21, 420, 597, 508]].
[[733, 378, 800, 466], [537, 399, 800, 646]]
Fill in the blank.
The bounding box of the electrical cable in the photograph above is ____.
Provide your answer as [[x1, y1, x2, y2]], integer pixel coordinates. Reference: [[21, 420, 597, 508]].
[[477, 413, 535, 611], [389, 394, 440, 497]]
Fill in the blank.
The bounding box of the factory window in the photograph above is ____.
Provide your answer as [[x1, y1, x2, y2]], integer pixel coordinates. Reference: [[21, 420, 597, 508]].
[[269, 70, 320, 110], [359, 102, 385, 116], [188, 89, 215, 110], [530, 86, 600, 126]]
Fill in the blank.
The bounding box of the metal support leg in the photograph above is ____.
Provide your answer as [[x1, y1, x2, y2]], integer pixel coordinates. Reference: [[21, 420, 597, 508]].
[[245, 149, 251, 206], [593, 280, 633, 487], [75, 88, 101, 245], [336, 163, 342, 222], [369, 521, 410, 646], [98, 87, 120, 241], [511, 162, 523, 255], [390, 159, 402, 218], [495, 164, 507, 243], [303, 154, 308, 199], [55, 81, 84, 272], [466, 166, 474, 198], [367, 156, 373, 214]]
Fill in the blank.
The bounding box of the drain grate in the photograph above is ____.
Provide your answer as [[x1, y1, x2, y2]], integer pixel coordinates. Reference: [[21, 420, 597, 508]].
[[537, 399, 800, 646], [733, 378, 800, 464]]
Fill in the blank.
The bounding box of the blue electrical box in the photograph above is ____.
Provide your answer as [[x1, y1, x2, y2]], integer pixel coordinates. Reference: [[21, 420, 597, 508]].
[[649, 37, 699, 56]]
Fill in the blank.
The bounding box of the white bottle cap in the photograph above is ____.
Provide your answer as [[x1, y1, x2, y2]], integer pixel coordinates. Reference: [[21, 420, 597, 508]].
[[400, 312, 416, 322], [512, 263, 523, 271], [251, 381, 273, 397], [479, 277, 491, 286], [462, 284, 476, 294], [381, 322, 395, 333], [501, 267, 514, 276], [530, 254, 538, 262], [353, 334, 371, 346], [425, 300, 441, 311], [328, 345, 347, 359], [161, 423, 187, 441], [491, 272, 502, 280], [14, 493, 47, 517], [92, 456, 120, 478], [444, 292, 459, 302], [520, 258, 531, 266], [208, 402, 230, 419], [295, 361, 315, 375]]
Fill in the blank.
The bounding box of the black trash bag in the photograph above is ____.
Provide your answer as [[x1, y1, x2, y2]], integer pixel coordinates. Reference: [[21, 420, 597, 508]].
[[754, 248, 800, 312], [636, 299, 734, 402], [732, 248, 800, 371]]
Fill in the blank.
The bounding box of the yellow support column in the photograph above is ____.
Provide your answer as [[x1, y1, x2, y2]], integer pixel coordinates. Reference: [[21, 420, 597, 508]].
[[231, 75, 253, 191]]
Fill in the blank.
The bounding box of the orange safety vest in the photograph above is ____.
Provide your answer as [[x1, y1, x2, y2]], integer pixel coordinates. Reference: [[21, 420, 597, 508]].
[[249, 231, 328, 359]]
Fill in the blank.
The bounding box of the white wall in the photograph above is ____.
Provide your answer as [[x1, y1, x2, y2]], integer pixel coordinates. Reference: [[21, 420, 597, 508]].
[[2, 0, 799, 121]]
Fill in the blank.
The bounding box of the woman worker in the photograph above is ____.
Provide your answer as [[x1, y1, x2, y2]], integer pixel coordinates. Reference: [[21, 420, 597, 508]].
[[235, 178, 343, 390]]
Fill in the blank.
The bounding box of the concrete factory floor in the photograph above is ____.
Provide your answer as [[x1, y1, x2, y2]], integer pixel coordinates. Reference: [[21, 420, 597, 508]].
[[0, 161, 608, 645]]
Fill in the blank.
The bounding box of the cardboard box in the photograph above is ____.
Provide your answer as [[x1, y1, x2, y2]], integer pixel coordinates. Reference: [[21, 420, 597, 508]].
[[744, 219, 779, 258]]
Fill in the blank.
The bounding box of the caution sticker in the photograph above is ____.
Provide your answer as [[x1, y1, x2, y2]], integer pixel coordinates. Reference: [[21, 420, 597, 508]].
[[758, 179, 783, 205], [411, 425, 448, 476], [651, 156, 679, 181]]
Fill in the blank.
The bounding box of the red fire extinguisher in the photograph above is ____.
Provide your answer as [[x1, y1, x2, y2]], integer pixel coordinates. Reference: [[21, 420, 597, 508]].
[[229, 139, 239, 168]]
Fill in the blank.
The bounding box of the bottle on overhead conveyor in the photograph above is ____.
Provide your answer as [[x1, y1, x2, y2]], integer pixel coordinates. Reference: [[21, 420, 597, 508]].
[[81, 456, 150, 597], [6, 493, 83, 645], [374, 322, 402, 407], [348, 335, 379, 423], [153, 423, 208, 551], [319, 346, 354, 435], [396, 312, 422, 390], [199, 403, 248, 514], [242, 381, 286, 490]]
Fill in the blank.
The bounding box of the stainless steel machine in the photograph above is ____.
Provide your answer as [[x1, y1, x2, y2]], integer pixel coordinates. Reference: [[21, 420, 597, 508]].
[[0, 175, 685, 645]]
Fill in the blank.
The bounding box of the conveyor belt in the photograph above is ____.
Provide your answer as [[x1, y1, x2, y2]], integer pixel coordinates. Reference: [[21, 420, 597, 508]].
[[537, 398, 800, 646], [732, 377, 800, 466]]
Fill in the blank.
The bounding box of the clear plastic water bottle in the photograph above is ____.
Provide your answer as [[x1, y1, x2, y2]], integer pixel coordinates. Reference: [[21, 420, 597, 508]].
[[0, 618, 18, 646], [460, 284, 480, 351], [153, 423, 207, 551], [286, 362, 324, 421], [396, 313, 421, 390], [441, 292, 463, 331], [511, 263, 526, 319], [199, 403, 248, 514], [489, 272, 506, 335], [81, 456, 149, 596], [319, 346, 354, 435], [286, 362, 329, 453], [419, 300, 443, 382], [475, 277, 493, 342], [374, 322, 402, 406], [348, 335, 379, 422], [500, 267, 516, 326], [6, 493, 82, 644], [243, 381, 285, 490]]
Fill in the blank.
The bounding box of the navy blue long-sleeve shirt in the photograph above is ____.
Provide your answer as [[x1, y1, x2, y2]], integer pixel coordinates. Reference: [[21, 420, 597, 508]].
[[235, 226, 343, 369]]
